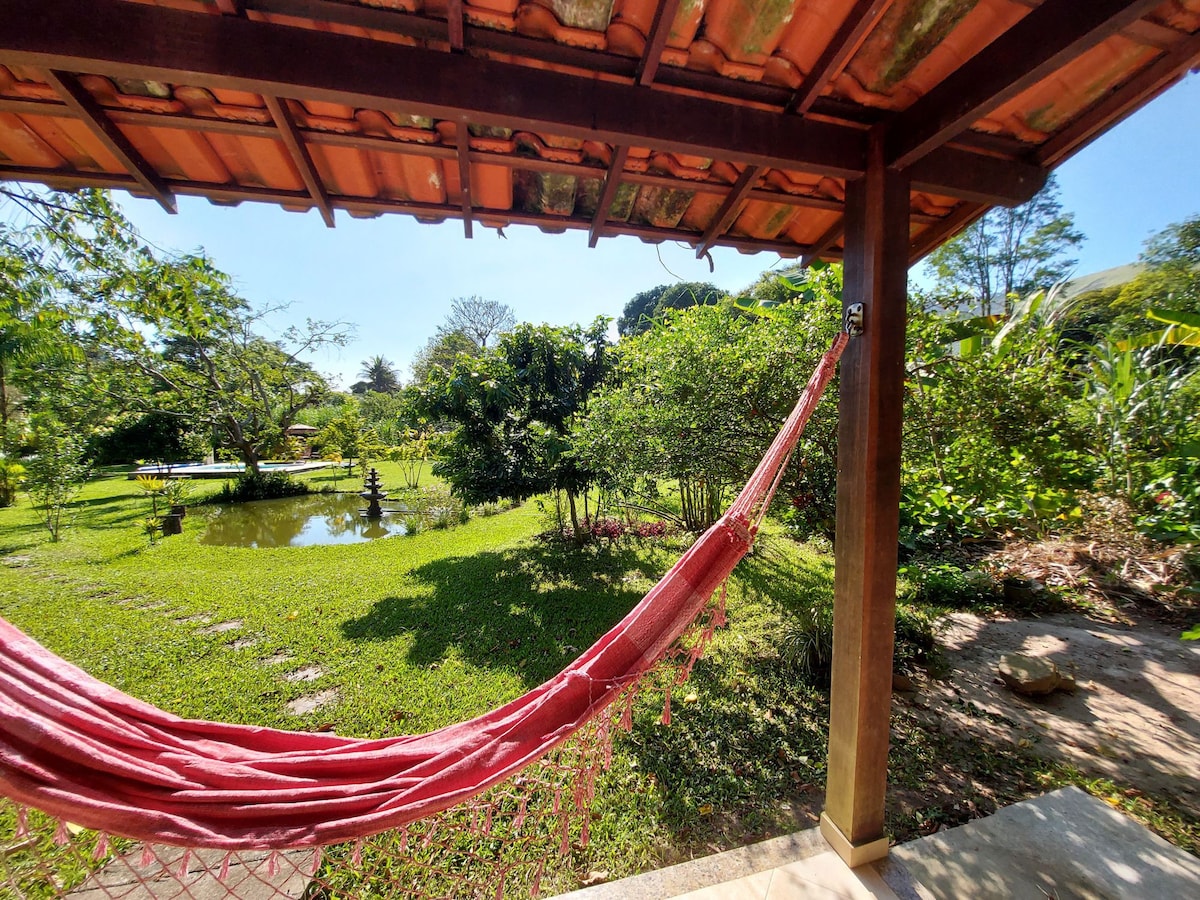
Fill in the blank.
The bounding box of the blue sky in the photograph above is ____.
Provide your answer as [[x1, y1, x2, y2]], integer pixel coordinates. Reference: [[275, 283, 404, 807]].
[[120, 73, 1200, 389]]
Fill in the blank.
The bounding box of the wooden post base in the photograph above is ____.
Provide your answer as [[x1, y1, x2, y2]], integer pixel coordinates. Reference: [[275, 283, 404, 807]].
[[820, 812, 890, 867]]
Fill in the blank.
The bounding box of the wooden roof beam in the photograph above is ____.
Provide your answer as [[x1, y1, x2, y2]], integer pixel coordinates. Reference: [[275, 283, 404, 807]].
[[213, 0, 243, 14], [1, 0, 1044, 206], [694, 165, 760, 259], [42, 69, 175, 213], [636, 0, 682, 86], [787, 0, 892, 115], [456, 119, 473, 238], [446, 0, 465, 52], [589, 145, 628, 248], [801, 218, 844, 267], [887, 0, 1165, 170], [264, 95, 334, 227]]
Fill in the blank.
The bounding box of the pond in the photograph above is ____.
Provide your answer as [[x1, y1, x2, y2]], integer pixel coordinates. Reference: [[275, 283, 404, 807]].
[[199, 493, 413, 547]]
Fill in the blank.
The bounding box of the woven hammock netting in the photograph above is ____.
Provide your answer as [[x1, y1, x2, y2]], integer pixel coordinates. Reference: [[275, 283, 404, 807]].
[[0, 334, 848, 899]]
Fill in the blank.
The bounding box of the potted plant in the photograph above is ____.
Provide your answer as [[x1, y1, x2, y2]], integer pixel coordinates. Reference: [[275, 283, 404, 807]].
[[162, 478, 191, 518]]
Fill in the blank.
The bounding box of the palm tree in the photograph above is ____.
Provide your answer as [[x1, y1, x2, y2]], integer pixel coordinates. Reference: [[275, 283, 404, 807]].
[[354, 354, 400, 394]]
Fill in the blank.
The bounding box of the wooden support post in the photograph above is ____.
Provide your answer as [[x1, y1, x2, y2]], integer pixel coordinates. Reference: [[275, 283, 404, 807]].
[[821, 128, 909, 867]]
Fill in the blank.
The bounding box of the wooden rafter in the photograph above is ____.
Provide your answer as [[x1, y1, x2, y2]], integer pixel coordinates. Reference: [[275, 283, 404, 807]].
[[636, 0, 682, 86], [263, 95, 334, 227], [589, 145, 629, 248], [908, 203, 988, 265], [446, 0, 465, 52], [0, 0, 1044, 206], [887, 0, 1164, 169], [213, 0, 243, 14], [456, 119, 473, 239], [694, 165, 760, 259], [42, 69, 175, 213], [787, 0, 892, 115], [1036, 31, 1200, 167], [800, 218, 845, 267]]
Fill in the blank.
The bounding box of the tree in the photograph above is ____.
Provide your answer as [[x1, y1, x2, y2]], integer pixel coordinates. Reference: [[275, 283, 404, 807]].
[[0, 229, 82, 449], [23, 422, 90, 542], [317, 404, 380, 476], [2, 188, 350, 474], [581, 280, 843, 532], [926, 175, 1084, 315], [410, 328, 480, 385], [420, 319, 613, 542], [353, 354, 400, 394], [1109, 214, 1200, 332], [442, 296, 516, 350], [617, 282, 725, 337]]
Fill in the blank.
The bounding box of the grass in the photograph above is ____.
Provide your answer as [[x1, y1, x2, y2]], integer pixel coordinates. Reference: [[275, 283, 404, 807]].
[[0, 465, 1196, 896]]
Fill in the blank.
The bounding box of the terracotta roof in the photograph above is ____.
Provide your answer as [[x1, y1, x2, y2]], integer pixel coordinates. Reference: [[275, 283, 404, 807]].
[[0, 0, 1197, 263]]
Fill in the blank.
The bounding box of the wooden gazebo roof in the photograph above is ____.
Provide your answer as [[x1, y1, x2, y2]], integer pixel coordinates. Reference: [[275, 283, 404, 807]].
[[1, 0, 1197, 264]]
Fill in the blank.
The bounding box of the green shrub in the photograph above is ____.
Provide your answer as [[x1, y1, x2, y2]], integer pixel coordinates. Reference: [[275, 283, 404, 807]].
[[899, 562, 1002, 610], [214, 472, 308, 503]]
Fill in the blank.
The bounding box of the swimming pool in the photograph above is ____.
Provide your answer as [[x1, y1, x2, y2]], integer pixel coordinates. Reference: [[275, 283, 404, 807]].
[[130, 461, 336, 479]]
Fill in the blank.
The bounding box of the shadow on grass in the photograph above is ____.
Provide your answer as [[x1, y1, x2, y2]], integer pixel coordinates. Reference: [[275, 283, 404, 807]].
[[340, 542, 652, 687]]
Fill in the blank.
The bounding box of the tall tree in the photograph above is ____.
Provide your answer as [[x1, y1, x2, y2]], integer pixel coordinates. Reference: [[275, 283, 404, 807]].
[[409, 328, 480, 385], [442, 296, 516, 350], [420, 319, 613, 542], [353, 354, 400, 394], [926, 175, 1084, 315], [617, 282, 725, 337]]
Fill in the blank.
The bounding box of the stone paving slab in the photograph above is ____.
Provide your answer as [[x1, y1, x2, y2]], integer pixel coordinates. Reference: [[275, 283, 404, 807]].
[[889, 786, 1200, 899], [66, 846, 312, 900]]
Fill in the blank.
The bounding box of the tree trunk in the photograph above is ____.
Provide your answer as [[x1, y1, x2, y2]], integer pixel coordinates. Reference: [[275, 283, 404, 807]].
[[567, 490, 583, 547]]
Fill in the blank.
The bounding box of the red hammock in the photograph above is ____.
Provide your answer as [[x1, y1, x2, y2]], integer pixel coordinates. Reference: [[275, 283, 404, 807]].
[[0, 334, 848, 850]]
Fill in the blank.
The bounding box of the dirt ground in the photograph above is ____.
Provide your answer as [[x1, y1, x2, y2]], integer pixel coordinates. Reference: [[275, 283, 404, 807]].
[[904, 609, 1200, 819]]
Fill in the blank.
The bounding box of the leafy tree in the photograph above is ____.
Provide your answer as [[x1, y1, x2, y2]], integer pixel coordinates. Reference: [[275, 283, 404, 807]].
[[420, 319, 613, 542], [0, 229, 82, 449], [317, 404, 381, 476], [2, 188, 349, 474], [926, 175, 1083, 315], [352, 354, 400, 394], [617, 282, 725, 337], [582, 279, 842, 533], [1105, 214, 1200, 337], [410, 328, 480, 385], [442, 296, 516, 350], [23, 423, 90, 542]]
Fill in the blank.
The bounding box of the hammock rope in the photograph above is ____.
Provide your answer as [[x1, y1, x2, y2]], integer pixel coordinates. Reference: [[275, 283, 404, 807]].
[[0, 332, 849, 851]]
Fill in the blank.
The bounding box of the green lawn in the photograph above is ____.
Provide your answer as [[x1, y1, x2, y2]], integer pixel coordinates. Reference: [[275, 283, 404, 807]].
[[0, 466, 1194, 896]]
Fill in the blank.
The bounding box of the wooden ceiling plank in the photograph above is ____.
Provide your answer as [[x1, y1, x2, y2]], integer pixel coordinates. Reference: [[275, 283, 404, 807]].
[[264, 95, 334, 227], [887, 0, 1165, 169], [42, 69, 176, 213], [694, 164, 761, 258], [787, 0, 892, 115], [800, 218, 844, 267], [457, 119, 473, 238], [636, 0, 682, 86], [1037, 31, 1200, 167], [446, 0, 465, 52], [589, 145, 629, 248]]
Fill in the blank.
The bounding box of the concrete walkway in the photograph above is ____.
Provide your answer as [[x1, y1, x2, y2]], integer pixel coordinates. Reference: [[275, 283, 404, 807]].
[[561, 788, 1200, 900]]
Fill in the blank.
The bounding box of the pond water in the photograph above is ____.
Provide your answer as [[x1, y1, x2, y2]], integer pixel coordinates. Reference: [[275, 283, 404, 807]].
[[199, 493, 411, 547]]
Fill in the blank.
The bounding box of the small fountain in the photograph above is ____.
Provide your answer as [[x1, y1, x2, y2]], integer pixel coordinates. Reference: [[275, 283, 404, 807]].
[[360, 467, 389, 518]]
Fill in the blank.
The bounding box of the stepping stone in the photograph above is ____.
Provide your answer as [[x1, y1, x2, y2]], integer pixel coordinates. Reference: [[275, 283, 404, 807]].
[[283, 665, 325, 683], [287, 689, 339, 716], [196, 619, 242, 635], [174, 614, 210, 626], [262, 651, 293, 665], [229, 636, 260, 650], [1, 555, 32, 567]]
